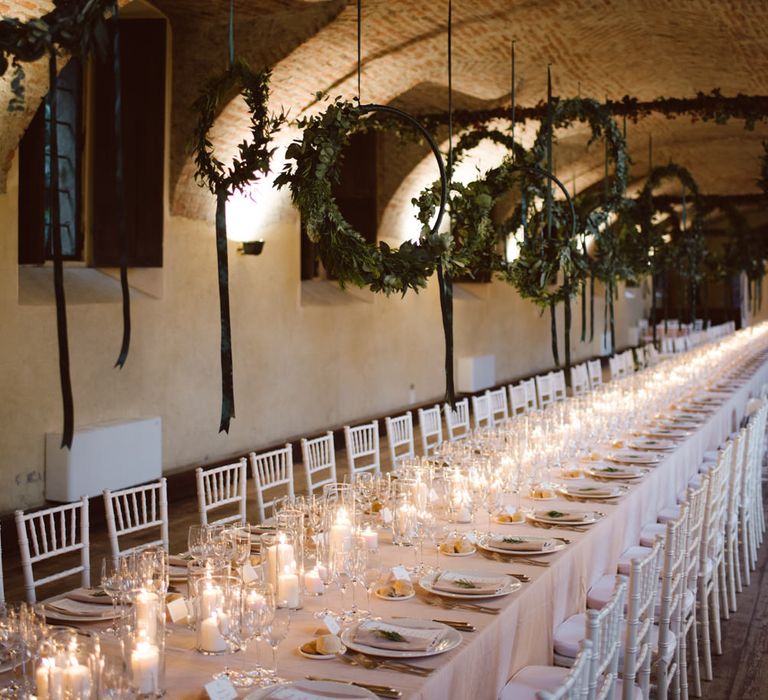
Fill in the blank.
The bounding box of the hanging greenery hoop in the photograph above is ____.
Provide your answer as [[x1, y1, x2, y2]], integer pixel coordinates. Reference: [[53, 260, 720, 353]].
[[274, 96, 448, 295], [191, 59, 283, 433], [0, 0, 114, 110], [411, 126, 528, 280]]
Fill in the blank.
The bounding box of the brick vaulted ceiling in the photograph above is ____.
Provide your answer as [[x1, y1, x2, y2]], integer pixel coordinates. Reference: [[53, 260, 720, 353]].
[[2, 0, 768, 220]]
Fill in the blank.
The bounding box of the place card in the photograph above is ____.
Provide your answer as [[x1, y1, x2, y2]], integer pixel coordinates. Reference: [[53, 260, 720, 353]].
[[380, 507, 393, 524], [321, 613, 341, 636], [166, 597, 189, 624], [205, 677, 238, 700], [391, 565, 410, 581], [242, 563, 260, 583]]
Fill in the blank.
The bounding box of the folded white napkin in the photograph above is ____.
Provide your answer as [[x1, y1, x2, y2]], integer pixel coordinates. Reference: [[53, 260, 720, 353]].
[[489, 536, 553, 552], [431, 572, 506, 595], [264, 682, 371, 699], [65, 588, 113, 606], [45, 598, 110, 617], [354, 620, 444, 651], [534, 510, 589, 523]]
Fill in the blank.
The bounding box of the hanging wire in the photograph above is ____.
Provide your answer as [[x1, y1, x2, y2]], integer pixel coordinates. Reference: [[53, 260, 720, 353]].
[[357, 0, 362, 102], [545, 64, 553, 239], [510, 39, 516, 148], [447, 0, 453, 183], [228, 0, 234, 67]]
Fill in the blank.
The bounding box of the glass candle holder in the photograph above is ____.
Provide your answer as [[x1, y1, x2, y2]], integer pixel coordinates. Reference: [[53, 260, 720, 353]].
[[123, 587, 166, 697], [261, 530, 302, 610], [194, 573, 234, 655], [36, 629, 101, 700]]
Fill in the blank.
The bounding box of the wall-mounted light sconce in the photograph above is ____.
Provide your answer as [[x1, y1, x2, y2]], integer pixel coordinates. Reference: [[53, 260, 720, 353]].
[[238, 240, 265, 256]]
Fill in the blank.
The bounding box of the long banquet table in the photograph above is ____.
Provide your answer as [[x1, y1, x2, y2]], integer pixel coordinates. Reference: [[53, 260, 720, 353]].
[[152, 347, 768, 700]]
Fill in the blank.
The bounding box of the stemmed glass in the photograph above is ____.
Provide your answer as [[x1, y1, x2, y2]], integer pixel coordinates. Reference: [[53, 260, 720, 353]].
[[362, 551, 383, 613], [0, 604, 22, 697], [225, 527, 251, 576], [347, 537, 369, 619], [100, 557, 123, 634], [263, 608, 291, 686], [187, 525, 209, 561], [331, 550, 352, 621]]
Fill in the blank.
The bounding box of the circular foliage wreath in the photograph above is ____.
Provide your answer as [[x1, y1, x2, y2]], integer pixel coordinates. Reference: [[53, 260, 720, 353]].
[[192, 60, 283, 198], [412, 125, 529, 280], [191, 59, 283, 433], [274, 96, 447, 296]]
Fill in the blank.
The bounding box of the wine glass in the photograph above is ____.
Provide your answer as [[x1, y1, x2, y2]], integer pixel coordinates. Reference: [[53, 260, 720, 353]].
[[263, 608, 291, 686], [332, 550, 352, 622], [0, 604, 22, 696], [187, 525, 208, 562], [362, 551, 383, 612], [225, 527, 251, 575], [100, 557, 122, 634], [138, 546, 169, 596], [347, 536, 368, 619]]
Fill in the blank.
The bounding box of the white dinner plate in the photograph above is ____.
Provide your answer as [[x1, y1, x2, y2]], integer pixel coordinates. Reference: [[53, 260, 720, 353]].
[[341, 618, 461, 659], [246, 680, 376, 699], [587, 465, 645, 480], [628, 438, 675, 451], [668, 410, 706, 422], [642, 427, 689, 440], [608, 450, 661, 465], [529, 510, 603, 526], [479, 534, 566, 556], [43, 597, 119, 623], [557, 482, 627, 499], [419, 570, 521, 599]]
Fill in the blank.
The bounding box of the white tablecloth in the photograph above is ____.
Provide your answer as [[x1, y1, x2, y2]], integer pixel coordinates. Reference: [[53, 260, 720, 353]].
[[158, 357, 768, 699]]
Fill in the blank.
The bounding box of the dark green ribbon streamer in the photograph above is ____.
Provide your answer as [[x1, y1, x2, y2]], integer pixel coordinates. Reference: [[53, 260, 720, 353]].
[[549, 302, 560, 367], [48, 52, 74, 449], [215, 191, 235, 432], [112, 2, 130, 368]]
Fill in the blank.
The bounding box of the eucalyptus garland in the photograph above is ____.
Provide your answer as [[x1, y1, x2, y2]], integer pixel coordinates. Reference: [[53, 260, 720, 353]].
[[0, 0, 114, 111], [418, 90, 768, 133], [275, 96, 447, 295], [191, 60, 283, 433]]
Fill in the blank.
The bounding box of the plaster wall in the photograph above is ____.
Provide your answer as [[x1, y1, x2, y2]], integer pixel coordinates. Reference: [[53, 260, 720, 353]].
[[0, 148, 642, 513]]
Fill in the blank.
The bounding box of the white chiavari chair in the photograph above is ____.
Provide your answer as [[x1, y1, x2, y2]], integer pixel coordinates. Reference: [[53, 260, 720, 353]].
[[678, 477, 710, 700], [622, 350, 636, 374], [301, 432, 337, 495], [536, 373, 555, 408], [586, 539, 663, 700], [501, 640, 593, 700], [551, 370, 567, 402], [344, 420, 381, 481], [487, 387, 510, 425], [509, 382, 530, 415], [15, 497, 90, 603], [103, 478, 169, 559], [417, 405, 443, 455], [385, 412, 415, 468], [724, 429, 746, 609], [522, 378, 539, 411], [444, 398, 470, 442], [470, 393, 492, 430], [655, 503, 689, 700], [609, 355, 624, 381], [195, 459, 247, 527], [553, 579, 627, 700], [692, 451, 729, 683], [587, 359, 603, 390], [250, 444, 294, 523], [571, 363, 590, 397]]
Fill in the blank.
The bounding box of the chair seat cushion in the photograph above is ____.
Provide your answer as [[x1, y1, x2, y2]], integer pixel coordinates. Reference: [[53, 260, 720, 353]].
[[500, 665, 571, 700], [553, 613, 586, 658], [689, 473, 704, 488], [703, 450, 719, 463], [658, 506, 681, 523], [587, 574, 621, 610], [639, 523, 667, 546], [618, 546, 652, 574]]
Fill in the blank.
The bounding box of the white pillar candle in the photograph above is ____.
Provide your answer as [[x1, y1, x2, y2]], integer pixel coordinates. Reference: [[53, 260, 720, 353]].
[[361, 527, 378, 550], [135, 589, 160, 640], [278, 565, 300, 608], [304, 568, 324, 595], [267, 536, 295, 589], [199, 583, 221, 619], [199, 612, 228, 653], [131, 641, 160, 695], [63, 660, 91, 699], [329, 508, 352, 553], [36, 659, 63, 700]]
